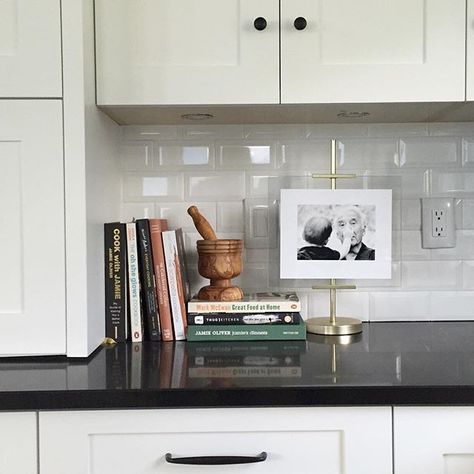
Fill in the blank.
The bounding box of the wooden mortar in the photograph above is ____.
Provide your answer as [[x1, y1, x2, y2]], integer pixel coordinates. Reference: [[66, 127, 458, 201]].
[[187, 206, 244, 301]]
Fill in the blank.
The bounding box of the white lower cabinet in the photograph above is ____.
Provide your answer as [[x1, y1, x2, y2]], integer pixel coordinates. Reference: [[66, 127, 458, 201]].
[[39, 407, 392, 474], [394, 407, 474, 474], [0, 412, 37, 474]]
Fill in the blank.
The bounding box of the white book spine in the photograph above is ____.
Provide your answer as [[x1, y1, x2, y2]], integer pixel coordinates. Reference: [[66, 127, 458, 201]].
[[126, 222, 143, 342], [162, 230, 186, 340]]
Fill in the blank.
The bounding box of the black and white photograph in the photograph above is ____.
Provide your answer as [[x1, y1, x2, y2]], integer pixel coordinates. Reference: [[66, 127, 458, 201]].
[[280, 189, 392, 279]]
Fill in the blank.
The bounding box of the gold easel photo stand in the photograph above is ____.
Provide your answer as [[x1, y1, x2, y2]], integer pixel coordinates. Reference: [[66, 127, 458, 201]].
[[305, 139, 363, 336]]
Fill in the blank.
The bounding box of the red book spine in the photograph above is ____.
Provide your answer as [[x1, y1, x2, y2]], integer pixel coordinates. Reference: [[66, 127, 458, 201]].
[[149, 219, 174, 341]]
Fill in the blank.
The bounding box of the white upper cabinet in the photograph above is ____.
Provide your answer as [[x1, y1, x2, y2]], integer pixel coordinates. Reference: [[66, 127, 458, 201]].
[[96, 0, 280, 105], [281, 0, 466, 103], [0, 0, 62, 97], [96, 0, 466, 107], [0, 101, 65, 356], [466, 0, 474, 100]]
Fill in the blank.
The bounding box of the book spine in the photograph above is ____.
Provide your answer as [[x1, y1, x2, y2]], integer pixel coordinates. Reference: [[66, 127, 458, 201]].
[[136, 219, 161, 341], [126, 222, 143, 342], [186, 324, 306, 342], [188, 366, 302, 378], [187, 301, 301, 314], [187, 312, 301, 326], [149, 219, 174, 341], [175, 228, 191, 303], [162, 230, 187, 340], [104, 223, 127, 342]]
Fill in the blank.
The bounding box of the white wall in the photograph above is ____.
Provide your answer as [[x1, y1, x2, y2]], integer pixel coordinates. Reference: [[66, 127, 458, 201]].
[[118, 122, 474, 322]]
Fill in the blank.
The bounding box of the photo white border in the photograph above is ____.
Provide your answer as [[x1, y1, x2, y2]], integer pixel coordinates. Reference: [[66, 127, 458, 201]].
[[280, 189, 392, 279]]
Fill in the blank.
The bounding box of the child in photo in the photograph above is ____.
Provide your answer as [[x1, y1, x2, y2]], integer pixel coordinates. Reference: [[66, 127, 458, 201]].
[[297, 216, 351, 260]]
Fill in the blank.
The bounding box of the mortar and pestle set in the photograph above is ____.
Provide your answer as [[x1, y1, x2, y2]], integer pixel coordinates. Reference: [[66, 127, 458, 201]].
[[187, 206, 244, 301]]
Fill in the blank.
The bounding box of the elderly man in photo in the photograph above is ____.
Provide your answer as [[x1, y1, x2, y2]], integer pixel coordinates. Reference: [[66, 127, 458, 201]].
[[333, 206, 375, 260]]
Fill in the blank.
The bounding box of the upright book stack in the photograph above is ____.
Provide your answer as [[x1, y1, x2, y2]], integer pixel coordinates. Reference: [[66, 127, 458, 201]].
[[186, 292, 306, 341], [104, 218, 189, 342]]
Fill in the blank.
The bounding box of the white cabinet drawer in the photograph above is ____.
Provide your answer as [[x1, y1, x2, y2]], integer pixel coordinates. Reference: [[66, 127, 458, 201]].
[[394, 407, 474, 474], [40, 407, 392, 474], [0, 412, 37, 474]]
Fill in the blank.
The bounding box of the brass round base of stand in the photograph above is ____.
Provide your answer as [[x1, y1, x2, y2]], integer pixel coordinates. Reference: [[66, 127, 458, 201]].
[[306, 317, 363, 336]]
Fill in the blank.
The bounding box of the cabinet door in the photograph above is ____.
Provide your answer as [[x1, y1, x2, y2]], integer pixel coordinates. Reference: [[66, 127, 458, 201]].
[[0, 101, 65, 355], [40, 407, 392, 474], [281, 0, 465, 104], [0, 412, 37, 474], [0, 0, 61, 97], [394, 407, 474, 474], [95, 0, 279, 105], [466, 0, 474, 100]]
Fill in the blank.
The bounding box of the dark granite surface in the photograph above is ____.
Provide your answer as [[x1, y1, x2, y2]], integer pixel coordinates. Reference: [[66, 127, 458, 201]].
[[2, 322, 474, 410]]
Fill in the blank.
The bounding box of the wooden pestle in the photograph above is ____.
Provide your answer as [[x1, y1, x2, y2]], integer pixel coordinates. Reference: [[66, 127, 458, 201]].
[[187, 205, 218, 240]]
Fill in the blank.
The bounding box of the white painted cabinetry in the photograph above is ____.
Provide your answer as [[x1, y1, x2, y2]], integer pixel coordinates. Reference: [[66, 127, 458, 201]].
[[0, 0, 61, 97], [39, 407, 393, 474], [0, 412, 37, 474], [281, 0, 465, 103], [394, 407, 474, 474], [96, 0, 466, 106], [0, 101, 66, 355], [466, 0, 474, 100], [95, 0, 280, 105]]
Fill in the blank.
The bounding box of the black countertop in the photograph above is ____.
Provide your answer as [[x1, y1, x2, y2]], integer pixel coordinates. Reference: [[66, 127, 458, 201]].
[[2, 322, 474, 410]]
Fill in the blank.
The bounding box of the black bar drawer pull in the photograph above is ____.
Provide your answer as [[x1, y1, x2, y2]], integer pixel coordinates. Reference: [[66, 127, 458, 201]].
[[165, 451, 267, 465]]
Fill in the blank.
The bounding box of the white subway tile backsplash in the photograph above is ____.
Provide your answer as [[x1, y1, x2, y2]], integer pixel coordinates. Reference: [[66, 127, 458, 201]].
[[156, 202, 216, 232], [399, 137, 460, 167], [306, 124, 368, 138], [462, 199, 474, 229], [121, 203, 156, 222], [243, 124, 307, 139], [430, 170, 474, 196], [122, 172, 183, 202], [217, 142, 275, 169], [185, 171, 246, 201], [181, 124, 244, 139], [278, 140, 332, 171], [430, 291, 474, 319], [123, 125, 178, 140], [119, 122, 474, 323], [217, 201, 244, 232], [368, 123, 428, 138], [428, 122, 474, 136], [155, 142, 214, 169], [401, 230, 431, 260], [402, 261, 461, 289], [462, 261, 474, 289], [401, 199, 421, 230], [369, 292, 431, 321], [337, 138, 399, 170], [120, 141, 154, 171], [240, 263, 269, 292]]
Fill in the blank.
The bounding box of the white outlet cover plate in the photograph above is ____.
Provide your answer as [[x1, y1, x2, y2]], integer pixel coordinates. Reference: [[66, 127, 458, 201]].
[[421, 197, 456, 248]]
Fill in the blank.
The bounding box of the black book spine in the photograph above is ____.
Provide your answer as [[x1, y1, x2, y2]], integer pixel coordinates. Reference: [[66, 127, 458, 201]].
[[187, 312, 301, 326], [104, 222, 127, 342], [136, 219, 161, 341]]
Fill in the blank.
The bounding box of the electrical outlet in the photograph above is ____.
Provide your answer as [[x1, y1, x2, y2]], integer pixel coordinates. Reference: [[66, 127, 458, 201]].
[[432, 209, 447, 237], [421, 198, 456, 249]]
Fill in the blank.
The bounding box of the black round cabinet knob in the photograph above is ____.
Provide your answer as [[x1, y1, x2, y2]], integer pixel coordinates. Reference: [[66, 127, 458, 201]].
[[294, 17, 307, 30], [254, 17, 267, 31]]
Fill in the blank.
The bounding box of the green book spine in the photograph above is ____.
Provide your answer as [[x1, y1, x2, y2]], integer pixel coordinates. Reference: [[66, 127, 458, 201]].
[[186, 322, 306, 341]]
